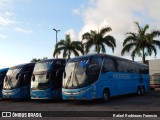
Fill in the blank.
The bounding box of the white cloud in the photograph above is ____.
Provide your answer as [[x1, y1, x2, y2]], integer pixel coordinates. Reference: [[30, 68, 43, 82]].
[[0, 0, 15, 26], [73, 4, 85, 16], [15, 27, 32, 33], [0, 12, 16, 26], [65, 29, 78, 41], [75, 0, 160, 60], [0, 34, 7, 38]]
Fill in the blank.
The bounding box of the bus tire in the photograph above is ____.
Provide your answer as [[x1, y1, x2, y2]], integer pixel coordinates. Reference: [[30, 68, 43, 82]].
[[137, 86, 141, 96], [141, 86, 145, 95], [103, 89, 110, 102]]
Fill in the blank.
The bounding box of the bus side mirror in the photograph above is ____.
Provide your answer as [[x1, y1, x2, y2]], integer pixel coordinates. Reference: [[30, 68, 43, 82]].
[[63, 72, 66, 79], [16, 73, 19, 80], [46, 73, 49, 79], [32, 75, 35, 81]]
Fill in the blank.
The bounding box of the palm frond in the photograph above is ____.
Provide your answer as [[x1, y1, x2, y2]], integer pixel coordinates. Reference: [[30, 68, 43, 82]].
[[82, 32, 91, 40], [53, 47, 66, 57], [103, 35, 116, 47], [134, 21, 142, 33], [71, 41, 84, 55], [151, 30, 160, 38], [123, 35, 137, 46], [153, 40, 160, 49], [142, 24, 149, 35], [85, 40, 94, 54], [121, 43, 136, 55], [146, 44, 157, 56], [100, 27, 112, 37], [72, 49, 79, 56], [101, 43, 106, 53]]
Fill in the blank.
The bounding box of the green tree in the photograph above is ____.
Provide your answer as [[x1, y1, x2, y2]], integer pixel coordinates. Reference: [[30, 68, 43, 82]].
[[82, 26, 116, 54], [53, 34, 84, 59], [121, 22, 160, 64], [31, 57, 48, 62]]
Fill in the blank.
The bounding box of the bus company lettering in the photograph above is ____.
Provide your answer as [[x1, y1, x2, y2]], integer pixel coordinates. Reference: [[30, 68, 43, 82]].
[[113, 74, 130, 79]]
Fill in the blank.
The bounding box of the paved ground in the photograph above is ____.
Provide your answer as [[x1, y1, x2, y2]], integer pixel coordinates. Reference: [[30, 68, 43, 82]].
[[0, 89, 160, 120]]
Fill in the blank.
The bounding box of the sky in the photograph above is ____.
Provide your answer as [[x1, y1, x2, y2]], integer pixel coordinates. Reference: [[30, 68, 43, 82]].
[[0, 0, 160, 68]]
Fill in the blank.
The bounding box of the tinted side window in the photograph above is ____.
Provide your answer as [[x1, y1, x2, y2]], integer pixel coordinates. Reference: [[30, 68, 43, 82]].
[[122, 61, 128, 72], [21, 66, 34, 86], [89, 56, 103, 83], [54, 60, 65, 69], [24, 66, 34, 72], [90, 57, 103, 66], [117, 60, 124, 72], [52, 60, 65, 89], [102, 58, 116, 73], [140, 66, 149, 74], [127, 63, 134, 73]]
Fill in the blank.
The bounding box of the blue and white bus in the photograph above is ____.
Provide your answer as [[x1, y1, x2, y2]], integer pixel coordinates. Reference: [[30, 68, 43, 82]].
[[2, 63, 35, 99], [0, 68, 9, 97], [30, 59, 65, 99], [62, 54, 149, 101]]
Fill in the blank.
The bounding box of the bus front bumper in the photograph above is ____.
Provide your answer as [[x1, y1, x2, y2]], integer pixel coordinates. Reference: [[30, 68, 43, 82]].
[[150, 84, 160, 89], [31, 88, 61, 99], [62, 87, 97, 100], [2, 86, 29, 99]]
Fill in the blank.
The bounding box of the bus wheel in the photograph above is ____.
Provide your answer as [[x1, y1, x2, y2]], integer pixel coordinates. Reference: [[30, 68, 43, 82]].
[[137, 87, 141, 96], [141, 86, 145, 95], [103, 89, 110, 102]]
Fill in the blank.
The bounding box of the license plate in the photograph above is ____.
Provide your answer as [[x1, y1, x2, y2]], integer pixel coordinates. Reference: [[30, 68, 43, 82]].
[[70, 96, 74, 100]]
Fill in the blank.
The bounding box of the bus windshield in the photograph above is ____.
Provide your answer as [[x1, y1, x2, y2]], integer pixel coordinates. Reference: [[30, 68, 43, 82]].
[[3, 68, 22, 90], [7, 68, 21, 76], [63, 56, 103, 89], [31, 62, 53, 90], [31, 73, 50, 90], [63, 58, 90, 89], [33, 62, 52, 72]]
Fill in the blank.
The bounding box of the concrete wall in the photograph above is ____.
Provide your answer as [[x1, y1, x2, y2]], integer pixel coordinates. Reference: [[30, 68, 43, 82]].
[[149, 59, 160, 75]]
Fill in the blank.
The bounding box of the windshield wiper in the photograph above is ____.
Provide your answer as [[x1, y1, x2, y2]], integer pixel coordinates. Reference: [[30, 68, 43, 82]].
[[65, 72, 72, 88]]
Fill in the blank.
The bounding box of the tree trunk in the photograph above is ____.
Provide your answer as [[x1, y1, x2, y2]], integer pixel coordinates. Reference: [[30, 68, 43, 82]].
[[68, 51, 71, 59], [142, 48, 145, 64], [68, 55, 70, 59]]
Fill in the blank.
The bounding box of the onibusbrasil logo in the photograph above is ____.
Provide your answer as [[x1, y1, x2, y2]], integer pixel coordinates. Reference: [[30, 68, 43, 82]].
[[1, 112, 42, 118]]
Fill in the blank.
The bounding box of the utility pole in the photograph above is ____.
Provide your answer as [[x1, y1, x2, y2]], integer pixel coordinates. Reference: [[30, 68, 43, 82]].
[[53, 28, 60, 58]]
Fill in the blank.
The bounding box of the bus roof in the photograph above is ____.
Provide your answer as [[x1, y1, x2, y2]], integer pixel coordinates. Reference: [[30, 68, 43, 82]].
[[69, 53, 148, 67], [0, 68, 9, 72], [37, 58, 66, 63], [9, 62, 35, 69]]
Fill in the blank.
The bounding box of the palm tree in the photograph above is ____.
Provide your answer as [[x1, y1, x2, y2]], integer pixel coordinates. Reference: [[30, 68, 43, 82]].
[[82, 26, 116, 54], [121, 22, 160, 64], [53, 34, 84, 59], [31, 57, 48, 62]]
